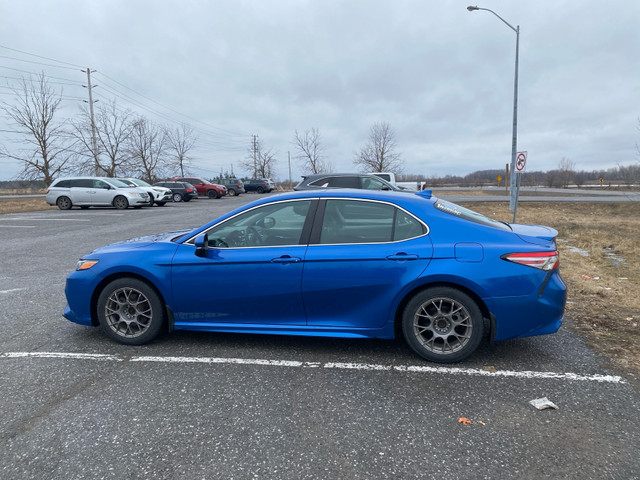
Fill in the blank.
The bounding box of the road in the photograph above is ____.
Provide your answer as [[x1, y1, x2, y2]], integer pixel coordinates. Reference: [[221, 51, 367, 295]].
[[1, 195, 639, 479]]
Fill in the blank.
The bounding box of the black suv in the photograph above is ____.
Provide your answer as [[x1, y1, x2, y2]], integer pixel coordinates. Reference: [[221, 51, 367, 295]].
[[294, 173, 401, 191], [153, 181, 199, 202], [243, 178, 276, 194], [214, 178, 246, 196]]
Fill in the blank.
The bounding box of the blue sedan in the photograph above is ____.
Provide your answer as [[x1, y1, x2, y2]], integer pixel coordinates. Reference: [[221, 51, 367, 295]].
[[64, 189, 566, 363]]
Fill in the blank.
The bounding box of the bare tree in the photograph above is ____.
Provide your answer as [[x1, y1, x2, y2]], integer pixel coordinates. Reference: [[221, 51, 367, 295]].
[[242, 137, 277, 178], [557, 157, 575, 188], [0, 73, 76, 185], [166, 123, 197, 177], [126, 116, 167, 183], [71, 99, 133, 177], [353, 121, 403, 173], [293, 128, 329, 174]]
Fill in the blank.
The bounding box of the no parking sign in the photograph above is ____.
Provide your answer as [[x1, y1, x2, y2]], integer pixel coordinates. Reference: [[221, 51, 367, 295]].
[[516, 151, 527, 173]]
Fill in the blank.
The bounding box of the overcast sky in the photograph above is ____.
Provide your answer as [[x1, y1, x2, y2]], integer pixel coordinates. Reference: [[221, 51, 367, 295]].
[[1, 0, 638, 182]]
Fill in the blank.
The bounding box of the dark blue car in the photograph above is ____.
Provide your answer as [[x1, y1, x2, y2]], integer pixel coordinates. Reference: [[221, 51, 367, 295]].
[[64, 189, 566, 363]]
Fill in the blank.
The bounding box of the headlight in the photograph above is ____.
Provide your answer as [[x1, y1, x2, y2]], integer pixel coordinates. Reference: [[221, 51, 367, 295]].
[[76, 259, 99, 271]]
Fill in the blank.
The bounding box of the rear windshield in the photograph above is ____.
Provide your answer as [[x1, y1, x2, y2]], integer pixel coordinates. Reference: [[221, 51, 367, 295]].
[[434, 199, 511, 231]]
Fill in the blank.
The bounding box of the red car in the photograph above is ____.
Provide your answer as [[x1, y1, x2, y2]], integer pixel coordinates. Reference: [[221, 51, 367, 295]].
[[172, 177, 226, 199]]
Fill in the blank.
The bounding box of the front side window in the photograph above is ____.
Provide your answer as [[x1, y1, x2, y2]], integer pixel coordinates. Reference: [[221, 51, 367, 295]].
[[203, 200, 312, 248], [360, 177, 386, 190]]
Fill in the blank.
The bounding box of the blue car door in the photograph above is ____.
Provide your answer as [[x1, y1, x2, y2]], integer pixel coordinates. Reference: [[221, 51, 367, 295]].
[[170, 199, 315, 327], [302, 199, 432, 329]]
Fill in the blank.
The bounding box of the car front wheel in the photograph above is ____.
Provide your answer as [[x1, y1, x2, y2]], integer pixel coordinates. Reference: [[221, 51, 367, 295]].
[[56, 196, 72, 210], [402, 287, 484, 363], [207, 189, 217, 199], [96, 278, 164, 345], [113, 196, 129, 210]]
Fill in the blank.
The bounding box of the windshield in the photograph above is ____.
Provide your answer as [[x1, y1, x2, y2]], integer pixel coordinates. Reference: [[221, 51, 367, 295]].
[[109, 179, 131, 188], [129, 178, 150, 187], [434, 199, 511, 231]]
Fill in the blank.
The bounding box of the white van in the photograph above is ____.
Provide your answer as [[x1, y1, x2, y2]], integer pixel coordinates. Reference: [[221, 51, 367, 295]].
[[45, 177, 150, 210]]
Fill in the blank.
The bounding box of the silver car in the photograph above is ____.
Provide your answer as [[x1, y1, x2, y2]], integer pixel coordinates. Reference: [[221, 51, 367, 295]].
[[118, 178, 173, 206], [46, 177, 150, 210]]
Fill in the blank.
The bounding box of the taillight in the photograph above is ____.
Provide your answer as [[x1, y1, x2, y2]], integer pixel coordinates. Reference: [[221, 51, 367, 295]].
[[186, 188, 192, 192], [46, 189, 50, 194], [503, 251, 559, 271]]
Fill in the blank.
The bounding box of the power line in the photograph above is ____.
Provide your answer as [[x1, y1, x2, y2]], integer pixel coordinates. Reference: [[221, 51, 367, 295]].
[[0, 55, 78, 71], [0, 43, 85, 69]]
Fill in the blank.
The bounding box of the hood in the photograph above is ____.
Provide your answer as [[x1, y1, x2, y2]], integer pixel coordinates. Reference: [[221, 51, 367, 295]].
[[92, 229, 192, 253], [509, 223, 558, 246]]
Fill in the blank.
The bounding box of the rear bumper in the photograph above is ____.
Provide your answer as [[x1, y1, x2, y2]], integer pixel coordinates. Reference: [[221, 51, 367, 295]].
[[487, 272, 567, 341]]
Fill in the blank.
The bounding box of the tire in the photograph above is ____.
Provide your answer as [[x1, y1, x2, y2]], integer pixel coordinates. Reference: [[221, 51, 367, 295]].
[[228, 189, 237, 197], [147, 193, 154, 207], [113, 196, 129, 210], [173, 193, 183, 202], [207, 189, 217, 199], [256, 186, 264, 194], [402, 287, 484, 363], [96, 278, 164, 345], [56, 196, 72, 210], [156, 202, 166, 207]]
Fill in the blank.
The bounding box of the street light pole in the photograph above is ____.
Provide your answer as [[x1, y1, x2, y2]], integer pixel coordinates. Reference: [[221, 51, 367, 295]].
[[467, 6, 520, 218]]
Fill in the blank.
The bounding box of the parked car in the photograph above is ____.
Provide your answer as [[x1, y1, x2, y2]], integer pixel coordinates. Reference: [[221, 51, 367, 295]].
[[153, 181, 198, 202], [172, 177, 226, 198], [215, 178, 245, 196], [294, 173, 402, 191], [118, 178, 172, 206], [243, 178, 276, 193], [45, 177, 150, 210], [62, 189, 566, 363]]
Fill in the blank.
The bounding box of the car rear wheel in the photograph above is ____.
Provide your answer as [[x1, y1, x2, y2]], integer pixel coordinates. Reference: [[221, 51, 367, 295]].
[[256, 186, 264, 194], [113, 196, 129, 210], [228, 188, 237, 196], [402, 287, 484, 363], [56, 196, 72, 210], [173, 193, 183, 202], [97, 278, 164, 345]]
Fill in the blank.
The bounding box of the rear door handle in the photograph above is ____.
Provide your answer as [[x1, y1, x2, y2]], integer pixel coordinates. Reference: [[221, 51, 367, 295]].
[[386, 253, 419, 261], [270, 255, 301, 264]]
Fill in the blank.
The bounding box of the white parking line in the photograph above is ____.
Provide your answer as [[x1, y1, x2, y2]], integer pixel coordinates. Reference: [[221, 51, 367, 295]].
[[0, 217, 91, 222], [0, 225, 36, 228], [0, 288, 27, 294], [0, 351, 626, 384]]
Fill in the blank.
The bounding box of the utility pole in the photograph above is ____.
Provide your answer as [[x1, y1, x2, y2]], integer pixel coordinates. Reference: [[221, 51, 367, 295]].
[[252, 135, 258, 177], [82, 67, 100, 175]]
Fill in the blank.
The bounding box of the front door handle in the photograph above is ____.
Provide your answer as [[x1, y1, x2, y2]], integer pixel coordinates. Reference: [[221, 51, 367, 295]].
[[386, 253, 419, 261], [270, 255, 301, 264]]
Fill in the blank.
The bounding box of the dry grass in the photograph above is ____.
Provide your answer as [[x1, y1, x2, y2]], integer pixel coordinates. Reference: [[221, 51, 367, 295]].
[[463, 201, 640, 380], [0, 197, 55, 213]]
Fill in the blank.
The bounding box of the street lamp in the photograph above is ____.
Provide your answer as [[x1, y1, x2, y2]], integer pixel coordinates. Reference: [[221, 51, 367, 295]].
[[467, 5, 520, 220]]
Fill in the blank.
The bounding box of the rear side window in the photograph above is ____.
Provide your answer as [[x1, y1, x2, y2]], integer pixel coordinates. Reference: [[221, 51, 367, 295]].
[[319, 199, 426, 244], [54, 180, 71, 188], [435, 199, 511, 231]]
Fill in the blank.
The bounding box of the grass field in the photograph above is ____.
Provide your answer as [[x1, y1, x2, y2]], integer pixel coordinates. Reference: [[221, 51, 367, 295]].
[[2, 194, 638, 381]]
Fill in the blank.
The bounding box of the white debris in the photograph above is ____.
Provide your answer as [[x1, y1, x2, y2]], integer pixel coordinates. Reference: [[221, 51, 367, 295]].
[[529, 397, 559, 410]]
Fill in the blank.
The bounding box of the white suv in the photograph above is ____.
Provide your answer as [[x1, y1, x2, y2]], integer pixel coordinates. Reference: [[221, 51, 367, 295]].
[[119, 178, 173, 206], [46, 177, 150, 210]]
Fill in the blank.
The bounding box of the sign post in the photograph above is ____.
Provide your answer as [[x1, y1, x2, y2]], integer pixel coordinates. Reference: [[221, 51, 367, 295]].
[[512, 151, 527, 223]]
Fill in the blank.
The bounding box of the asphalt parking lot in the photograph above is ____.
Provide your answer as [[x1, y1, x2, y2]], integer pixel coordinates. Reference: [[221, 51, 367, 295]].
[[1, 195, 639, 479]]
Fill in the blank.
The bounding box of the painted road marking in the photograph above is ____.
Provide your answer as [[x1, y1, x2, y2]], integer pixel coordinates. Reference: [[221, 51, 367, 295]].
[[0, 288, 27, 294], [0, 352, 626, 384]]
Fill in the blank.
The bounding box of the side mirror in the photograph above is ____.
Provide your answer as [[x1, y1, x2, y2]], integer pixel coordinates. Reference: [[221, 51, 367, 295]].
[[194, 233, 209, 257]]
